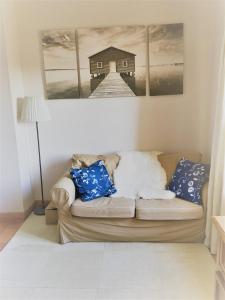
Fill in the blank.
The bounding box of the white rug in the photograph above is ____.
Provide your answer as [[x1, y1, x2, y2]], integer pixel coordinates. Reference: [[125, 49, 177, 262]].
[[0, 214, 215, 300]]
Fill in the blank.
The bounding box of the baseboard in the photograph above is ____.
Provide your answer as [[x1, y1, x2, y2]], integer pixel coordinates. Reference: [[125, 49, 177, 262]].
[[0, 202, 36, 222], [0, 200, 51, 222], [24, 202, 36, 219]]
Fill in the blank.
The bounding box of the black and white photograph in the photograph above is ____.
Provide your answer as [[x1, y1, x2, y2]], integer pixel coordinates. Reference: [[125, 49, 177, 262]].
[[41, 30, 79, 99], [77, 26, 146, 98], [149, 23, 184, 96]]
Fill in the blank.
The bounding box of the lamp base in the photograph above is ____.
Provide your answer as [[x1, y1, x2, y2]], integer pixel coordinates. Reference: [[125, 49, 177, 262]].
[[33, 205, 46, 216]]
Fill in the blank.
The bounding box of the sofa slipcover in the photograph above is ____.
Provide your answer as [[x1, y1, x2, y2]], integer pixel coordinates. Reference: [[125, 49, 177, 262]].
[[56, 216, 205, 243], [158, 151, 202, 183], [135, 198, 203, 221], [71, 197, 135, 218], [50, 151, 208, 244], [72, 153, 120, 178]]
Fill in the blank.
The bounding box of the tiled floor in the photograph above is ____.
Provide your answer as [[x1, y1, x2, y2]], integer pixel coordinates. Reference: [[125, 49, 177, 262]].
[[0, 214, 215, 300], [0, 218, 24, 251]]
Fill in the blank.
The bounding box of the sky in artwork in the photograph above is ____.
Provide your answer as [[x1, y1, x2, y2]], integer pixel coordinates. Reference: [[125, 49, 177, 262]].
[[149, 23, 183, 66], [78, 26, 146, 68], [42, 30, 77, 70]]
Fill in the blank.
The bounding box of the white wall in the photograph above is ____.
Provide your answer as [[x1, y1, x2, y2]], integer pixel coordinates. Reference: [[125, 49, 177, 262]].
[[1, 4, 34, 212], [0, 12, 24, 212], [2, 0, 225, 208]]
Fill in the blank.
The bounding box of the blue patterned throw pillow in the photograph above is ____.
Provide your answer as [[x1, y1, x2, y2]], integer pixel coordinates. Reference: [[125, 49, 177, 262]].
[[70, 160, 116, 201], [168, 159, 210, 205]]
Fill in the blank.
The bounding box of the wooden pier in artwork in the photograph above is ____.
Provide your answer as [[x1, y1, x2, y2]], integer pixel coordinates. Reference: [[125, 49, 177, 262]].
[[89, 72, 135, 98]]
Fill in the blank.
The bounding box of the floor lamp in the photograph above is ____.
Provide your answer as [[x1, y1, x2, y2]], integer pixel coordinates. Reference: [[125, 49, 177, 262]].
[[20, 96, 51, 215]]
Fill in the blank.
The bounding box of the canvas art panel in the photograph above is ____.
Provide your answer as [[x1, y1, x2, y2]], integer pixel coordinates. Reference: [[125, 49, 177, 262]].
[[41, 30, 79, 99], [149, 23, 184, 96], [77, 26, 146, 98]]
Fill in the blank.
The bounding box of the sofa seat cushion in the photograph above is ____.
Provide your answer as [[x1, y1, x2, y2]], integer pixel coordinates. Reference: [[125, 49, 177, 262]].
[[71, 197, 135, 218], [135, 198, 203, 221]]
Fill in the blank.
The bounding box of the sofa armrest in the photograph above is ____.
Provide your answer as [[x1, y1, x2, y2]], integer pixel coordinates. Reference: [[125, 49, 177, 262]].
[[201, 182, 208, 213], [50, 176, 75, 215]]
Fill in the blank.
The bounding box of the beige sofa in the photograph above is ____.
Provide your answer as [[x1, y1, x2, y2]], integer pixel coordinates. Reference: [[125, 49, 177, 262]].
[[49, 151, 208, 244]]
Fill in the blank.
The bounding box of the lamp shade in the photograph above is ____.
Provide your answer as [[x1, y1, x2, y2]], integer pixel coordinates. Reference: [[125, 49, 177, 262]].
[[20, 96, 51, 122]]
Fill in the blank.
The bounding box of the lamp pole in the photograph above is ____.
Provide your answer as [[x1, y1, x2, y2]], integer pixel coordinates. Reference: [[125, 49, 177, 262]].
[[34, 121, 45, 215]]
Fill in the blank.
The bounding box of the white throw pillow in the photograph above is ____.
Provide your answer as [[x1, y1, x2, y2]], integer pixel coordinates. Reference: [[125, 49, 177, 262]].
[[112, 151, 175, 200]]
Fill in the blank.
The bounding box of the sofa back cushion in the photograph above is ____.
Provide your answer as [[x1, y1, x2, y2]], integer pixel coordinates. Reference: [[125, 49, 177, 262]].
[[71, 151, 202, 186], [158, 151, 202, 184], [72, 153, 120, 179]]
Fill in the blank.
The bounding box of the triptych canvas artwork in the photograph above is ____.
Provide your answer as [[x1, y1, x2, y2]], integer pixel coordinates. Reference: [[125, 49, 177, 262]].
[[41, 24, 183, 100]]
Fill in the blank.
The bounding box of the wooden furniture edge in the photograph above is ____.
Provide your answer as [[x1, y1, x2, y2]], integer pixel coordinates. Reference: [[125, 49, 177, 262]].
[[213, 216, 225, 242]]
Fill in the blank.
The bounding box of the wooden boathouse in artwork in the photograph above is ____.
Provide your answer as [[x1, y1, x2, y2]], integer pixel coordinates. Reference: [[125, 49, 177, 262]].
[[88, 46, 136, 78]]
